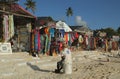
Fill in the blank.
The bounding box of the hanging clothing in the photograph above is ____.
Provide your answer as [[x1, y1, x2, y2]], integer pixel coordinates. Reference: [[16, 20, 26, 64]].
[[31, 30, 35, 52], [38, 31, 41, 51], [49, 28, 55, 37], [78, 35, 83, 43], [64, 33, 68, 44], [3, 15, 9, 42], [85, 35, 89, 46], [9, 15, 14, 38], [45, 27, 49, 35], [59, 29, 65, 38], [34, 29, 38, 51], [45, 34, 49, 53], [68, 33, 72, 46], [75, 32, 79, 38], [40, 34, 45, 54], [40, 27, 45, 34]]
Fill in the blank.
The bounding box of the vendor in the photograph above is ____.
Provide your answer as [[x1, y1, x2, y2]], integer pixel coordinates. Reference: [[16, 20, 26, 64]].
[[60, 42, 72, 74]]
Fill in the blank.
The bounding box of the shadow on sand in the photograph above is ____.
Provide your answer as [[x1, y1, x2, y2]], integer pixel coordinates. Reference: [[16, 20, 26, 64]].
[[26, 62, 53, 72]]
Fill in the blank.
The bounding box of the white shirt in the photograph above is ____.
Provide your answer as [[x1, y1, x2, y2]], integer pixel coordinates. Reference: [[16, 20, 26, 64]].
[[61, 48, 72, 64]]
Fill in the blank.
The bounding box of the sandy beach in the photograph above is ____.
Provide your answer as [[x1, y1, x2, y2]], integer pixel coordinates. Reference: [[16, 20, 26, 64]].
[[0, 50, 120, 79]]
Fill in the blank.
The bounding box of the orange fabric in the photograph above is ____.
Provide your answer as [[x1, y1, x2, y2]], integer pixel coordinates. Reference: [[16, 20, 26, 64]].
[[64, 33, 68, 43], [44, 27, 49, 34]]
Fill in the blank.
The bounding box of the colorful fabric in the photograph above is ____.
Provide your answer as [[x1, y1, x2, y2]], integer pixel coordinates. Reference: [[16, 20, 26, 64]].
[[34, 30, 38, 51], [78, 35, 83, 43], [40, 34, 45, 54], [31, 31, 34, 51], [45, 34, 49, 53], [59, 29, 65, 38], [49, 28, 55, 37], [64, 33, 68, 43], [45, 27, 49, 35], [38, 31, 41, 51], [9, 15, 14, 38], [75, 32, 78, 38], [3, 15, 9, 42]]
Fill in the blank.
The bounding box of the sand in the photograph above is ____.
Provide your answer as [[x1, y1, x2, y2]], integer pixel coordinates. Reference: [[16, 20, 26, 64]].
[[0, 50, 120, 79]]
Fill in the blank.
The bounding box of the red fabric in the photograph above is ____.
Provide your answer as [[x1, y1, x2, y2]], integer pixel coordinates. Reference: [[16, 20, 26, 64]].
[[75, 32, 79, 38], [59, 43, 63, 51]]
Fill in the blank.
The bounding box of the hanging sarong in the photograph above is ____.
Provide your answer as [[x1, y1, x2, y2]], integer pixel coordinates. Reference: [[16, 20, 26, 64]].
[[34, 30, 38, 51], [38, 31, 41, 51], [9, 15, 14, 38], [45, 34, 49, 53], [31, 31, 35, 52], [3, 15, 9, 42], [49, 28, 55, 37]]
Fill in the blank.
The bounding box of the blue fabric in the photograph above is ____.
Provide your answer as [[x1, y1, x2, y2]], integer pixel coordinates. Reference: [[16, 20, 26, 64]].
[[50, 28, 55, 37], [34, 32, 38, 51], [59, 29, 65, 38]]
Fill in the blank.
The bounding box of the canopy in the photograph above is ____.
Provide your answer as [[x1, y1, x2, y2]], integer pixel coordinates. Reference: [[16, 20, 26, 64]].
[[56, 21, 72, 32]]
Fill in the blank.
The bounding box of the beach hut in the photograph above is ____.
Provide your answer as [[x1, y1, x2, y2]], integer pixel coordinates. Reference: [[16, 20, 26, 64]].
[[0, 3, 36, 53]]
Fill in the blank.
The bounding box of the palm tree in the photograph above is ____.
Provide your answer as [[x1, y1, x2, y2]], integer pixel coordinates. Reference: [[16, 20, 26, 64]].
[[24, 0, 36, 13], [66, 7, 73, 24]]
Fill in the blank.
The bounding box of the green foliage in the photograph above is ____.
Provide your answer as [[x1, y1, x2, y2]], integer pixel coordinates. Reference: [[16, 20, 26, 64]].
[[24, 0, 36, 13], [66, 7, 73, 17], [95, 27, 120, 37], [117, 27, 120, 36], [66, 7, 73, 24]]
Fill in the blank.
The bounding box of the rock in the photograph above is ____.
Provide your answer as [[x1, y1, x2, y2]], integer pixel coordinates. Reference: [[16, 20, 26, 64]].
[[73, 67, 78, 71]]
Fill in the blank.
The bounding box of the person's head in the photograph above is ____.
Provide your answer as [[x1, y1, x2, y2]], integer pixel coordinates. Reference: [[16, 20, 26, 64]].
[[62, 42, 68, 49]]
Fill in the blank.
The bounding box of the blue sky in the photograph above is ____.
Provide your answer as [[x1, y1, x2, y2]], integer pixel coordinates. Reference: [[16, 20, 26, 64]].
[[19, 0, 120, 30]]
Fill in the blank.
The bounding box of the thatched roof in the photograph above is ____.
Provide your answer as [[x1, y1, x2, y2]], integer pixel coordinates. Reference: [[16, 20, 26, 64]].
[[70, 26, 93, 35], [70, 26, 92, 32], [36, 17, 55, 26], [0, 3, 36, 18]]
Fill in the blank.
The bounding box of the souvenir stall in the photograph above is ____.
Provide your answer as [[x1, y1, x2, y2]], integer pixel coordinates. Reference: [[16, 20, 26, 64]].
[[31, 21, 74, 56], [0, 3, 36, 54], [72, 27, 94, 51], [32, 20, 98, 56], [30, 20, 56, 56]]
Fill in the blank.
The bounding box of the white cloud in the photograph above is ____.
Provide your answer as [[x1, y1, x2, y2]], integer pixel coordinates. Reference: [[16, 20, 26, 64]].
[[75, 16, 87, 27]]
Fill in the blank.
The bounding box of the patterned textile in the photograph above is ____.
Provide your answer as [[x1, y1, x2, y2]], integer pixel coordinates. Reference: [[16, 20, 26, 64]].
[[3, 15, 9, 42], [9, 15, 14, 38]]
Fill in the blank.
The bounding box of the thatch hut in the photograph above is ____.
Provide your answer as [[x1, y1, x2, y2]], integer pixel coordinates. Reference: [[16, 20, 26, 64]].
[[0, 3, 36, 53]]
